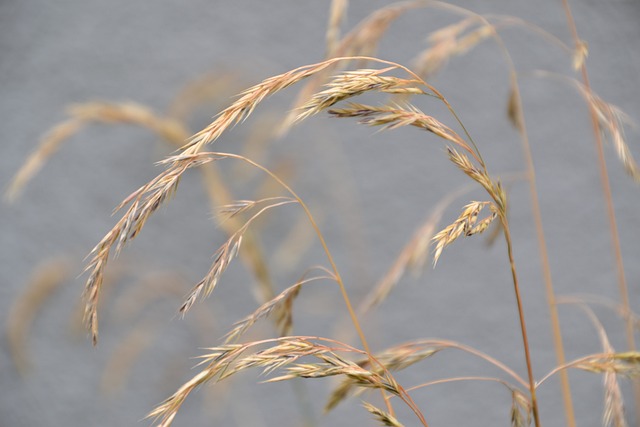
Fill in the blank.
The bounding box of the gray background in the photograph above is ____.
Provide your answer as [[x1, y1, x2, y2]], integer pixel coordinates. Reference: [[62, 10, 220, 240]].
[[2, 1, 640, 426]]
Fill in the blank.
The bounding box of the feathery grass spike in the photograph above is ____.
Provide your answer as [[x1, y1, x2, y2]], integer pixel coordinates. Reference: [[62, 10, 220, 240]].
[[431, 201, 496, 266], [363, 401, 405, 427]]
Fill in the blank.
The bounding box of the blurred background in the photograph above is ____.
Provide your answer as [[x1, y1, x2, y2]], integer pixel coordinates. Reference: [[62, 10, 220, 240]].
[[2, 1, 640, 426]]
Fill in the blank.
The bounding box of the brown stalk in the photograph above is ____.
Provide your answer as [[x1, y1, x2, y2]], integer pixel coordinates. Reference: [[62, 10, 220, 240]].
[[442, 144, 540, 426], [490, 22, 577, 427], [560, 1, 639, 423], [500, 215, 541, 427]]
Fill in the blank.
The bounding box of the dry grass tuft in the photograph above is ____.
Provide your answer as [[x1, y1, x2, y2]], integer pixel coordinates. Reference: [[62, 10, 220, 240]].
[[296, 70, 425, 123], [362, 401, 405, 427], [510, 389, 532, 427], [148, 337, 399, 427], [278, 2, 417, 135], [82, 153, 219, 344], [326, 341, 442, 412], [446, 147, 504, 206], [431, 201, 497, 266], [535, 71, 639, 183], [181, 59, 359, 154], [328, 102, 466, 150]]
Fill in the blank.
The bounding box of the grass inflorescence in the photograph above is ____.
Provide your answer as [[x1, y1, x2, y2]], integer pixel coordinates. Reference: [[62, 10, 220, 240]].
[[7, 1, 640, 426]]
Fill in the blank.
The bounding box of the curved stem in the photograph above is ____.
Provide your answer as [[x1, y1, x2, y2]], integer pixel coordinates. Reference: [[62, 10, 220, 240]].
[[448, 340, 529, 389], [537, 352, 611, 388], [406, 376, 517, 393]]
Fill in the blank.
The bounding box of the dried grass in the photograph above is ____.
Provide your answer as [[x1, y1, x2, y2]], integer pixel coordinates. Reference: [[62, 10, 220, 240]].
[[326, 341, 442, 412], [148, 337, 398, 427], [431, 200, 497, 266], [511, 389, 533, 427], [10, 2, 640, 426], [362, 401, 405, 427], [79, 58, 436, 345]]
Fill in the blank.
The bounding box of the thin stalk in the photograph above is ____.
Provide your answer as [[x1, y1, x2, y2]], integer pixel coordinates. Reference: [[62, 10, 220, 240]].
[[406, 376, 517, 393], [504, 71, 576, 427], [500, 215, 541, 427], [537, 352, 611, 388], [435, 340, 528, 388], [560, 1, 639, 422]]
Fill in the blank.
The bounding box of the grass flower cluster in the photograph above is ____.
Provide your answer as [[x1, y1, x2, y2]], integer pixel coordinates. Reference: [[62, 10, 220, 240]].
[[6, 1, 640, 426]]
